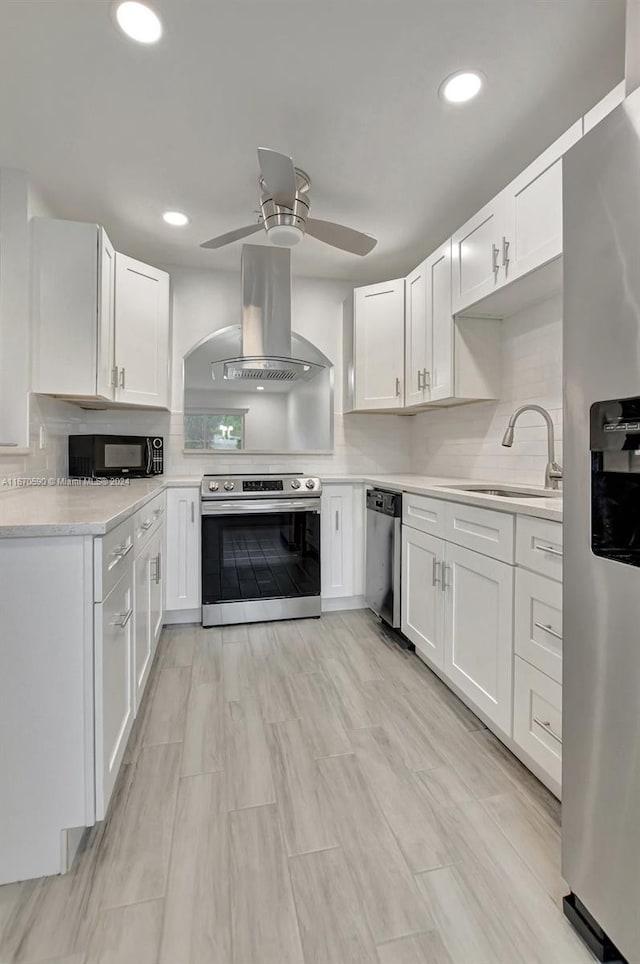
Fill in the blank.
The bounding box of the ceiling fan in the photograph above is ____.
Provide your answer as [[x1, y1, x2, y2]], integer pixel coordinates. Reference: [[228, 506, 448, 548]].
[[201, 148, 377, 256]]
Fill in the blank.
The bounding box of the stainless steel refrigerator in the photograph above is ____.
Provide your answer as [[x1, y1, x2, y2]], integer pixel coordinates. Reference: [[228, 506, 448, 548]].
[[563, 87, 640, 963]]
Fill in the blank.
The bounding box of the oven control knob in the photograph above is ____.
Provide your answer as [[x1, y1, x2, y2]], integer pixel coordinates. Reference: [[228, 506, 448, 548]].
[[291, 479, 301, 490], [223, 481, 235, 491], [208, 481, 219, 491], [305, 479, 316, 489]]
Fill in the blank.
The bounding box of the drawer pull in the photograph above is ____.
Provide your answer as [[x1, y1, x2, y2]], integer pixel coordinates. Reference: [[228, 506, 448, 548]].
[[114, 607, 133, 629], [141, 520, 153, 531], [154, 507, 163, 518], [534, 621, 562, 641], [533, 717, 562, 745], [432, 558, 441, 587], [113, 542, 133, 560], [535, 543, 563, 557]]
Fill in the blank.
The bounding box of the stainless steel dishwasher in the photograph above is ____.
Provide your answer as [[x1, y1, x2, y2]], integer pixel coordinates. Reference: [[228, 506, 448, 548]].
[[365, 488, 402, 628]]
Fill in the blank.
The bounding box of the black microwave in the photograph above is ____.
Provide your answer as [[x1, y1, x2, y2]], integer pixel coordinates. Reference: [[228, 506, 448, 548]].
[[68, 435, 163, 478]]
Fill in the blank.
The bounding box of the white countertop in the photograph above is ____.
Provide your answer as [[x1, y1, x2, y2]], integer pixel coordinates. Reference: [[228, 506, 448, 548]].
[[0, 473, 562, 538]]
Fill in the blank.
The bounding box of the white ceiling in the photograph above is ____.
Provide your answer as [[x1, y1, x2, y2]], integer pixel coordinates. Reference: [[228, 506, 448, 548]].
[[0, 0, 625, 282]]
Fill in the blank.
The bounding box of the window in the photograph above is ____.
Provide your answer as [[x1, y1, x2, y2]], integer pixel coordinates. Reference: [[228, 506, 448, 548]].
[[184, 412, 245, 450]]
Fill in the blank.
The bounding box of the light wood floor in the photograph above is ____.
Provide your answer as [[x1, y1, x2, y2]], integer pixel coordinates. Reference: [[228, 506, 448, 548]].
[[0, 611, 593, 964]]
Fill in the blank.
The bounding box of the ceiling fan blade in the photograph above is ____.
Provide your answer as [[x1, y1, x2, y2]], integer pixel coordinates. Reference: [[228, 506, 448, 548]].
[[257, 147, 297, 207], [306, 218, 377, 256], [200, 223, 263, 249]]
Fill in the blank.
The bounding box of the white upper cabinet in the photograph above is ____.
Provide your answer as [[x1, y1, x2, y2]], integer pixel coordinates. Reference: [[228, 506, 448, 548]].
[[451, 191, 511, 315], [404, 262, 430, 407], [353, 279, 405, 410], [0, 170, 30, 450], [507, 120, 582, 283], [32, 219, 170, 409], [427, 240, 454, 403], [114, 254, 170, 408]]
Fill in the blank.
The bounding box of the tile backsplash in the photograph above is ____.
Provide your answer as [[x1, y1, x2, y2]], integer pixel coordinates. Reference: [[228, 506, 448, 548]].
[[1, 294, 562, 487], [410, 295, 563, 486]]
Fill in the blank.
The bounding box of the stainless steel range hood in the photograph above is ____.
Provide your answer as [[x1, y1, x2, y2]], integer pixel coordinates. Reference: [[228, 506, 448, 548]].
[[211, 245, 324, 383]]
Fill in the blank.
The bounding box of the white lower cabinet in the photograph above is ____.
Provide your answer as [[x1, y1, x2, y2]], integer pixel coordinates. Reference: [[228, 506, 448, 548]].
[[514, 568, 562, 683], [95, 561, 134, 821], [401, 527, 444, 667], [443, 542, 514, 734], [513, 656, 562, 790], [133, 523, 164, 711], [321, 484, 364, 603], [165, 487, 201, 613]]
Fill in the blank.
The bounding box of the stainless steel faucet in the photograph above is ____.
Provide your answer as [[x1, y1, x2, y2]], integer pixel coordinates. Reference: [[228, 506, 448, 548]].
[[501, 404, 563, 490]]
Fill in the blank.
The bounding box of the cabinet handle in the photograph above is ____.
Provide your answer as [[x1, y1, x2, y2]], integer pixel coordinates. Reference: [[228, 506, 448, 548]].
[[534, 621, 562, 641], [141, 519, 153, 531], [111, 366, 119, 388], [0, 442, 18, 447], [533, 717, 562, 745], [191, 501, 195, 523], [492, 244, 500, 278], [535, 543, 563, 557], [417, 369, 423, 391], [335, 510, 340, 531], [119, 367, 126, 389], [395, 376, 401, 397], [422, 368, 430, 389], [432, 558, 441, 587], [156, 552, 162, 584], [502, 236, 510, 273], [114, 607, 133, 629], [441, 563, 451, 592], [113, 542, 133, 560]]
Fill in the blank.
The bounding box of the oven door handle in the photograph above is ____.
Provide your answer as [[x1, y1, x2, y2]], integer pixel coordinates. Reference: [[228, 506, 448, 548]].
[[201, 499, 320, 515]]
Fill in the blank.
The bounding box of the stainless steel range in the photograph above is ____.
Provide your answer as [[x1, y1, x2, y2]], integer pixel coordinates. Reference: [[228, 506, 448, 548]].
[[200, 473, 322, 627]]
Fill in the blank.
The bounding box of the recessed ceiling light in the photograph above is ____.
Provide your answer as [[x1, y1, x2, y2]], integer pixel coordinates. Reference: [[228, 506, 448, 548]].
[[114, 2, 162, 44], [162, 210, 189, 227], [256, 386, 265, 391], [439, 70, 483, 105]]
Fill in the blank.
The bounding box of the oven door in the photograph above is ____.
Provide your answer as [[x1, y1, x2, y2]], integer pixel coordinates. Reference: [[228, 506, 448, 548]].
[[201, 499, 321, 626]]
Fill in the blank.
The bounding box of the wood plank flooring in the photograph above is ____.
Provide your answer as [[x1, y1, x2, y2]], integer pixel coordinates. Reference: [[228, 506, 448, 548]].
[[0, 611, 593, 964]]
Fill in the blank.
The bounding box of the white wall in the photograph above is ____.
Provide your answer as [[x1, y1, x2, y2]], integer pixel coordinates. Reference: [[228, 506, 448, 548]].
[[411, 295, 563, 485]]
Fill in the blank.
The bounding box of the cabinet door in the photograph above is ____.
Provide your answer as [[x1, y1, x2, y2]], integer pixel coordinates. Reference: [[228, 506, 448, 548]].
[[321, 485, 354, 598], [508, 120, 582, 282], [165, 487, 201, 611], [513, 656, 562, 791], [401, 527, 445, 668], [95, 565, 134, 820], [451, 192, 510, 314], [427, 240, 454, 402], [133, 542, 152, 712], [114, 253, 170, 408], [148, 526, 164, 651], [354, 279, 405, 409], [443, 542, 514, 734], [96, 228, 116, 400], [404, 262, 429, 407]]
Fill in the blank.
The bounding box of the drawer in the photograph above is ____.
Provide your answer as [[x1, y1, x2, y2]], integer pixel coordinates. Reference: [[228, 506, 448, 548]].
[[444, 501, 515, 563], [95, 516, 134, 602], [513, 656, 562, 789], [402, 493, 446, 538], [133, 491, 165, 551], [515, 569, 562, 683], [516, 516, 562, 580]]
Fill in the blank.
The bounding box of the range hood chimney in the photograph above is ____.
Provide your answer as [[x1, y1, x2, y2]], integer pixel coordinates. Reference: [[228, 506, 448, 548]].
[[211, 244, 323, 383]]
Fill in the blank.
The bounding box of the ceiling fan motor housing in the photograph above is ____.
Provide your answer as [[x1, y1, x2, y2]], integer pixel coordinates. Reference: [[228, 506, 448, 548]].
[[260, 168, 311, 241]]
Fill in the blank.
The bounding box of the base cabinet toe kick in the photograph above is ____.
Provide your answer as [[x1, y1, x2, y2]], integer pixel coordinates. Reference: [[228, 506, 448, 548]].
[[400, 494, 563, 798], [0, 490, 166, 885]]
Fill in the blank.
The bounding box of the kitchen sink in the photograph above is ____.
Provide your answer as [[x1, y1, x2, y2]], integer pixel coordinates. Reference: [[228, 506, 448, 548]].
[[437, 484, 560, 499]]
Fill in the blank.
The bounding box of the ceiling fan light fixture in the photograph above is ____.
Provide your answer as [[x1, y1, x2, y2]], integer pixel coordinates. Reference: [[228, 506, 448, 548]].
[[268, 224, 304, 247], [439, 69, 484, 104], [114, 1, 162, 44]]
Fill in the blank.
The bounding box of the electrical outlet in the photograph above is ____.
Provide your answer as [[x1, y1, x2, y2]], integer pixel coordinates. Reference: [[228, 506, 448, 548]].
[[39, 425, 46, 450]]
